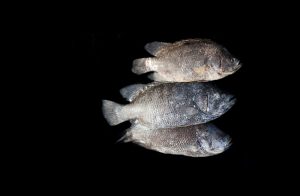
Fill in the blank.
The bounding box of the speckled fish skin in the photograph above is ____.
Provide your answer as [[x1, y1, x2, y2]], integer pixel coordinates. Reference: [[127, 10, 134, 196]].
[[102, 82, 236, 129], [122, 123, 231, 157], [132, 39, 241, 82]]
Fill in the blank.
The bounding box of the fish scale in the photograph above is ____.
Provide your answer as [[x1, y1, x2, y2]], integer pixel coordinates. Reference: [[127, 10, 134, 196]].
[[132, 39, 241, 82], [122, 123, 231, 157], [102, 82, 235, 129], [102, 38, 240, 157]]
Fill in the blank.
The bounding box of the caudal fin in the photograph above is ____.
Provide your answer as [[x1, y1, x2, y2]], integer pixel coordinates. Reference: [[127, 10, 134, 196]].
[[132, 58, 152, 75], [102, 100, 127, 126]]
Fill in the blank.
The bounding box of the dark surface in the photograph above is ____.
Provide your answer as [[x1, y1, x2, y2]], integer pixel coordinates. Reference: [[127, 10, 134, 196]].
[[69, 20, 292, 187]]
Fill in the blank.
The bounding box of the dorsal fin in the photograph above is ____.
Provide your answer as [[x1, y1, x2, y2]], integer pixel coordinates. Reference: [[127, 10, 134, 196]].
[[120, 82, 161, 102], [144, 41, 171, 56], [120, 84, 146, 102]]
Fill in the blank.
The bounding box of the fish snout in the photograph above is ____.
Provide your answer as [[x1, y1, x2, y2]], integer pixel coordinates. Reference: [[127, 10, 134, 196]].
[[221, 58, 241, 74], [229, 58, 241, 72]]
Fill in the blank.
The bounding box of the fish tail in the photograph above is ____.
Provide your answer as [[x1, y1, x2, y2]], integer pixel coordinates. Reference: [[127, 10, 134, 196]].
[[102, 100, 128, 126], [132, 58, 152, 75]]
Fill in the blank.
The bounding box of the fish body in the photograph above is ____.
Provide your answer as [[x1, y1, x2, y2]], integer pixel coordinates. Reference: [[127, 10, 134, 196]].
[[121, 123, 231, 157], [132, 39, 241, 82], [102, 82, 235, 129]]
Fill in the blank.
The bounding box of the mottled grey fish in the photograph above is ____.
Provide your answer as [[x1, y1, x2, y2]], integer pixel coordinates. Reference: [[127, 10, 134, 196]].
[[132, 39, 241, 82], [120, 123, 231, 157], [102, 82, 236, 129]]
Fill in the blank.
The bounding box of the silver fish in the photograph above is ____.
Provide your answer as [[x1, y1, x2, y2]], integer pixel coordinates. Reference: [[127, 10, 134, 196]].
[[132, 39, 241, 82], [102, 82, 236, 129], [121, 123, 232, 157]]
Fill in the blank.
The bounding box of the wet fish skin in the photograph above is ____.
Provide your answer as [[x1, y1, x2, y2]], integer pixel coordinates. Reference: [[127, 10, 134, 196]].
[[102, 82, 236, 129], [132, 39, 241, 82], [121, 123, 232, 157]]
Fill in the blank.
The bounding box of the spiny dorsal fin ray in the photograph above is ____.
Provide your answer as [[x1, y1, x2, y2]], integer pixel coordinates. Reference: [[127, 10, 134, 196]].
[[120, 82, 161, 102], [144, 41, 171, 56], [120, 84, 145, 102]]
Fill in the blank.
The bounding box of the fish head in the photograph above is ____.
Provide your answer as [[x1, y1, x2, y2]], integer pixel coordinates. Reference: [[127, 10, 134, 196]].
[[208, 48, 241, 78], [194, 89, 236, 118], [195, 125, 232, 156]]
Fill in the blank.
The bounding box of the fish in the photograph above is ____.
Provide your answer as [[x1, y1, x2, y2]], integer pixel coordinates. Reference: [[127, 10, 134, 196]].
[[102, 82, 236, 129], [120, 123, 232, 157], [132, 39, 241, 82]]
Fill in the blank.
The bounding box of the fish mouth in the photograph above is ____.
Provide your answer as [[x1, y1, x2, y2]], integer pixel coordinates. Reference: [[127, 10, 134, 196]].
[[224, 136, 232, 150], [232, 62, 242, 71], [227, 96, 237, 107], [222, 96, 236, 114], [209, 136, 232, 154], [229, 96, 237, 103], [216, 136, 232, 153], [221, 61, 242, 75], [209, 96, 236, 119]]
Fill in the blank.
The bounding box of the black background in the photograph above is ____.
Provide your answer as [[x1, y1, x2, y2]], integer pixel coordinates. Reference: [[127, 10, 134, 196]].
[[69, 10, 295, 189]]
